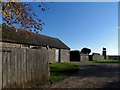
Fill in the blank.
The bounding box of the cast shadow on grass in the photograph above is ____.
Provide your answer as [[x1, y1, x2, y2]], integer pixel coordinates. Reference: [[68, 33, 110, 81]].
[[72, 64, 120, 78], [103, 80, 120, 88]]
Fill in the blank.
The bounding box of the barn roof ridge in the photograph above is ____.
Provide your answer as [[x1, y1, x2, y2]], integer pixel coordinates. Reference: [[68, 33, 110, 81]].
[[1, 24, 70, 50]]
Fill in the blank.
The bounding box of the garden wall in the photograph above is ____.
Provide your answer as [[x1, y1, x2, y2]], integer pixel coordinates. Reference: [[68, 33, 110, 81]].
[[60, 49, 70, 62], [80, 54, 89, 62], [92, 54, 104, 61]]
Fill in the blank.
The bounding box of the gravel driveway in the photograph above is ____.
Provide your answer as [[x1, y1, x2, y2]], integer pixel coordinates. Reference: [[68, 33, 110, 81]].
[[45, 63, 120, 88]]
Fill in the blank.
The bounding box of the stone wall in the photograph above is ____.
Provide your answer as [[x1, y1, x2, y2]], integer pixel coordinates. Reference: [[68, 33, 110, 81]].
[[1, 42, 70, 63], [49, 48, 70, 63], [1, 42, 21, 48], [107, 55, 120, 60], [80, 54, 89, 62], [1, 42, 46, 49], [49, 48, 56, 63], [60, 49, 70, 62], [92, 54, 104, 61]]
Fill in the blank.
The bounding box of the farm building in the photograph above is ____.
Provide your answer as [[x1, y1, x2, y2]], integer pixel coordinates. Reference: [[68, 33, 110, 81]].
[[80, 53, 89, 62], [70, 50, 89, 62], [0, 24, 70, 88], [91, 53, 104, 61], [107, 55, 120, 60], [1, 24, 70, 63], [70, 51, 104, 62]]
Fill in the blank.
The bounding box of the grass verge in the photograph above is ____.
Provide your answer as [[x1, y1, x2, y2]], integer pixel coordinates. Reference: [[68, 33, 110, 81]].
[[94, 59, 120, 63], [49, 62, 79, 84]]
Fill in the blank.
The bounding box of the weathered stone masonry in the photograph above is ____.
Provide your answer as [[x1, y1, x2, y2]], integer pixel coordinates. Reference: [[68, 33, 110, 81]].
[[60, 49, 70, 62], [49, 48, 70, 63], [1, 42, 21, 48], [49, 48, 56, 63]]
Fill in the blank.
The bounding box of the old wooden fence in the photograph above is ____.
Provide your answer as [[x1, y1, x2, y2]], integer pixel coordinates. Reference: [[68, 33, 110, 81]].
[[0, 48, 49, 89]]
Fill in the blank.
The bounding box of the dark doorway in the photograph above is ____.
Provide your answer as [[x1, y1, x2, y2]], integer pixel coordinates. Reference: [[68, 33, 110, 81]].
[[89, 55, 93, 61], [70, 51, 80, 61]]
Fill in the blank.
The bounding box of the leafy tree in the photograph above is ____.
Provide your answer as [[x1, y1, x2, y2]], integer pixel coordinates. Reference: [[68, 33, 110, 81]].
[[81, 47, 91, 54], [1, 0, 48, 33], [103, 47, 106, 51]]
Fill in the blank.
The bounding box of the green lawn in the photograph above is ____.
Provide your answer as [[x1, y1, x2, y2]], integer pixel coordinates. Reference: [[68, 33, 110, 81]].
[[49, 62, 79, 84], [94, 59, 120, 63]]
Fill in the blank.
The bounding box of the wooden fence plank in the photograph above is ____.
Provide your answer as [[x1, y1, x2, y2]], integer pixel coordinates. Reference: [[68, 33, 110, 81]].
[[17, 49, 21, 87], [2, 50, 7, 88], [2, 48, 49, 88], [26, 49, 31, 86], [0, 49, 2, 89], [5, 51, 8, 88], [12, 49, 15, 87], [21, 49, 24, 87]]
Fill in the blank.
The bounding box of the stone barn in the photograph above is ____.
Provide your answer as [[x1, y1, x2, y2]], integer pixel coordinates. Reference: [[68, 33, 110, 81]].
[[0, 24, 70, 89], [1, 24, 70, 63]]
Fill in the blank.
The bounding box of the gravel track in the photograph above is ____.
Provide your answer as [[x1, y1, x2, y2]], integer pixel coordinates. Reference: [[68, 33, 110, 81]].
[[43, 63, 120, 88]]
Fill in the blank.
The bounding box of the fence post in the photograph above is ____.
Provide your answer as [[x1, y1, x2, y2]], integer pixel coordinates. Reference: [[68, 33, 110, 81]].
[[0, 48, 2, 90]]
